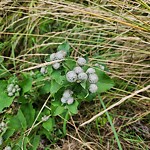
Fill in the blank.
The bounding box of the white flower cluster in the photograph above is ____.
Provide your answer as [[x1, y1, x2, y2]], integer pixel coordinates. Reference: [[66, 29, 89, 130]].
[[50, 50, 67, 70], [86, 68, 98, 93], [61, 89, 74, 105], [0, 122, 7, 133], [66, 57, 88, 83], [66, 57, 99, 93], [7, 84, 21, 97], [40, 66, 47, 75]]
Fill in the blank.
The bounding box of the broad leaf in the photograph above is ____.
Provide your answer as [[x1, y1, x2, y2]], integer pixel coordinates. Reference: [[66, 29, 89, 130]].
[[17, 109, 27, 130], [3, 128, 15, 140], [51, 71, 65, 85], [51, 100, 61, 107], [0, 80, 14, 112], [63, 59, 76, 71], [31, 135, 40, 150], [96, 69, 114, 93], [8, 109, 27, 131], [20, 73, 33, 94], [57, 41, 70, 54], [67, 100, 79, 114], [42, 118, 54, 132], [21, 103, 35, 127], [8, 116, 21, 131], [50, 80, 62, 94], [53, 106, 64, 116], [39, 81, 51, 94]]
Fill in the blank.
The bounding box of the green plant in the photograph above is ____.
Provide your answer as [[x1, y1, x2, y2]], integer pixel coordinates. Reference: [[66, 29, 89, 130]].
[[0, 42, 114, 149]]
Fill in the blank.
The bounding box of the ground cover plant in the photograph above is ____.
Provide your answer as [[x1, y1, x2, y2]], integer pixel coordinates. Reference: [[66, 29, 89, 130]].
[[0, 0, 150, 150]]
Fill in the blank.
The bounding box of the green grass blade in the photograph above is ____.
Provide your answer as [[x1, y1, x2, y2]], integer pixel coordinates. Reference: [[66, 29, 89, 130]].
[[98, 94, 122, 150]]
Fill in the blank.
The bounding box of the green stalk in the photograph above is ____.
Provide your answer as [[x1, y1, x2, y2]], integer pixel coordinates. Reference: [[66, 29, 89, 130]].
[[63, 110, 69, 135], [98, 94, 122, 150]]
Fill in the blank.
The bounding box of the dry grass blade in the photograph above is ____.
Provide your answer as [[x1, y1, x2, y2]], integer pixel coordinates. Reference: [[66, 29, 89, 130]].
[[80, 84, 150, 127]]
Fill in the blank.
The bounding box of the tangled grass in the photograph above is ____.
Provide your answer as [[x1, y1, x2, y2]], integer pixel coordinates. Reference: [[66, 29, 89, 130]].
[[0, 0, 150, 149]]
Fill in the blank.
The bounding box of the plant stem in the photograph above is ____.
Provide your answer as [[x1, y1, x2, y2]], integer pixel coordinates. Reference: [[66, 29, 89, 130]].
[[63, 110, 69, 135]]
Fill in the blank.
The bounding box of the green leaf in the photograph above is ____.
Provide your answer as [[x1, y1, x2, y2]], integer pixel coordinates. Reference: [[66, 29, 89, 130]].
[[16, 109, 27, 130], [31, 135, 40, 150], [67, 100, 79, 114], [34, 74, 45, 82], [3, 128, 15, 140], [86, 93, 97, 101], [39, 81, 51, 94], [58, 41, 70, 54], [77, 89, 89, 100], [51, 100, 61, 107], [53, 106, 64, 116], [51, 71, 65, 85], [63, 59, 76, 70], [20, 73, 33, 94], [0, 80, 14, 112], [80, 81, 87, 89], [8, 116, 21, 131], [8, 109, 27, 131], [42, 118, 54, 132], [96, 70, 114, 93], [50, 80, 62, 94], [21, 104, 35, 127], [47, 65, 53, 75], [38, 128, 52, 141]]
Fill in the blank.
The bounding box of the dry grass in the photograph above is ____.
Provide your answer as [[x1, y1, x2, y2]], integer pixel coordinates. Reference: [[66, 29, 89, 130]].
[[0, 0, 150, 149]]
